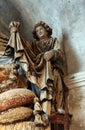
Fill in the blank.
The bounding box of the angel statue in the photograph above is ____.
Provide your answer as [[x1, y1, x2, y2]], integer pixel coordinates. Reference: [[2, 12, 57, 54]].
[[0, 21, 68, 130]]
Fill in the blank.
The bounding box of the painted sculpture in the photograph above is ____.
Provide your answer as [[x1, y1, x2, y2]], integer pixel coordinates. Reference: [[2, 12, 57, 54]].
[[0, 21, 68, 130]]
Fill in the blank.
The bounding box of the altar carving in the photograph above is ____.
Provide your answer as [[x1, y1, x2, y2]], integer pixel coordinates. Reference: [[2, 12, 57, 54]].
[[0, 21, 70, 130]]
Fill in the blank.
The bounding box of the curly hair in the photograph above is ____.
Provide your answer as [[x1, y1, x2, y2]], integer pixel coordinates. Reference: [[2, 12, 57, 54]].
[[32, 21, 52, 40]]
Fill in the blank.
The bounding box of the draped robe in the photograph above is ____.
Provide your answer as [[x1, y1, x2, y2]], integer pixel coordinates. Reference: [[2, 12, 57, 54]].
[[22, 37, 65, 113]]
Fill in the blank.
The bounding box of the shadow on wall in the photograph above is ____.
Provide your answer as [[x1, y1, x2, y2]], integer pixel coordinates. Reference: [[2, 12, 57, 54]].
[[62, 31, 80, 75], [0, 0, 33, 40]]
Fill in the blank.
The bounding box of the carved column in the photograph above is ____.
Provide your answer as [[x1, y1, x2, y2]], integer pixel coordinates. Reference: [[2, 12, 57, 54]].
[[64, 71, 85, 130]]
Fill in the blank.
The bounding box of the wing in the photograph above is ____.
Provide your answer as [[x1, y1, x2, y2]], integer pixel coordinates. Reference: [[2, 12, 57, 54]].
[[0, 32, 9, 55]]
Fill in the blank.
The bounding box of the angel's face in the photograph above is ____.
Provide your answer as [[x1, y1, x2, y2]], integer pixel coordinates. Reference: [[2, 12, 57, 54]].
[[35, 25, 48, 40]]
